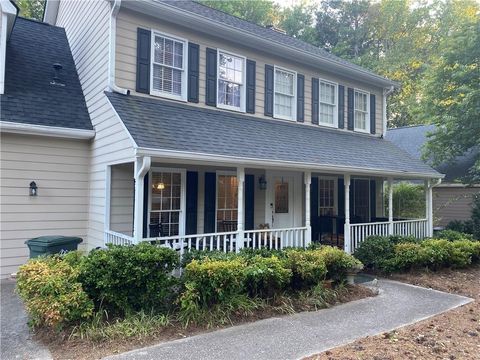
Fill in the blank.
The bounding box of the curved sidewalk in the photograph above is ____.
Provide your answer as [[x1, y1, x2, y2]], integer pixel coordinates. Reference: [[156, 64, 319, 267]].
[[106, 279, 472, 360]]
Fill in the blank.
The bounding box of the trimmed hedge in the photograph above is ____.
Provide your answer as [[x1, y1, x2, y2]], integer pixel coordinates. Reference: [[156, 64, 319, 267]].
[[355, 233, 480, 273]]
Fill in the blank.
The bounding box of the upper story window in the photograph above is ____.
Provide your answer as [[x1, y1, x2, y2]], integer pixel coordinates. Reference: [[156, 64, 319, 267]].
[[319, 80, 338, 127], [151, 31, 187, 101], [354, 89, 370, 132], [217, 50, 246, 111], [274, 67, 296, 121]]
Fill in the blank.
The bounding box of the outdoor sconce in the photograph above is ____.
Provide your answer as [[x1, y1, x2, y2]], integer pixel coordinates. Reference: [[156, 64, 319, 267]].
[[29, 181, 38, 196], [258, 176, 267, 190]]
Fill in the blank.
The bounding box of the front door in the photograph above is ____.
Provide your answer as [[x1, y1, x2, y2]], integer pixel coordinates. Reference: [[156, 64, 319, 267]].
[[266, 171, 301, 229], [352, 178, 370, 223]]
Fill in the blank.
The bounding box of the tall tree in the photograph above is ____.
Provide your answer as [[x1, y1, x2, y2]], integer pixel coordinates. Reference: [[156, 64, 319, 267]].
[[200, 0, 279, 27], [14, 0, 45, 21], [422, 0, 480, 182], [279, 2, 317, 45]]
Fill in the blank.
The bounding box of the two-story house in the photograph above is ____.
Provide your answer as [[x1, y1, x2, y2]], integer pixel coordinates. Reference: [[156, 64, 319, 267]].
[[0, 0, 442, 277]]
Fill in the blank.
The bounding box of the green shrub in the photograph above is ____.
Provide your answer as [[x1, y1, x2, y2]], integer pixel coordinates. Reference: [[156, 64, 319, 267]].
[[79, 243, 179, 315], [244, 256, 291, 297], [387, 235, 419, 244], [284, 250, 327, 289], [182, 258, 246, 307], [316, 246, 363, 281], [16, 256, 94, 329], [239, 247, 287, 260], [383, 242, 423, 272], [436, 229, 474, 241], [181, 249, 236, 267], [419, 239, 452, 269], [354, 236, 395, 270], [471, 193, 480, 240]]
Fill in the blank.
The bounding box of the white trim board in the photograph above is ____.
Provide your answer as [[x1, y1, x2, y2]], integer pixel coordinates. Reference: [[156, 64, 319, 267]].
[[0, 121, 95, 140]]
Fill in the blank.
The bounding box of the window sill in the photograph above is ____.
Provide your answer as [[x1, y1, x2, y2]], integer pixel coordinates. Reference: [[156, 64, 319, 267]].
[[273, 114, 295, 122], [354, 127, 371, 134], [217, 103, 245, 113], [150, 90, 187, 102], [318, 122, 338, 129]]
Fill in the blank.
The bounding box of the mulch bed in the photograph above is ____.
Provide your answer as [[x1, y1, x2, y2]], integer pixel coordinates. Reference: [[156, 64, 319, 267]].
[[307, 265, 480, 360], [36, 284, 374, 360]]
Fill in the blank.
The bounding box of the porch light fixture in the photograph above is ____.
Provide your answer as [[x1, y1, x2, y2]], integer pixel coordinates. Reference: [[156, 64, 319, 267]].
[[258, 176, 267, 190], [153, 182, 165, 190], [29, 181, 38, 196]]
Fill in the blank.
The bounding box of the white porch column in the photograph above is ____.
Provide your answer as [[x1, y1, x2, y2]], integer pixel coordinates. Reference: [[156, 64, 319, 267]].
[[388, 177, 394, 236], [236, 166, 245, 252], [425, 179, 433, 237], [344, 174, 351, 254], [104, 165, 112, 245], [304, 171, 312, 247], [133, 156, 151, 244]]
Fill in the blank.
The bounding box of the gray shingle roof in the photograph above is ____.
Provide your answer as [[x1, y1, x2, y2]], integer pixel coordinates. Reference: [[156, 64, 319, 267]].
[[106, 92, 440, 177], [0, 17, 92, 130], [386, 125, 478, 182], [158, 1, 395, 86]]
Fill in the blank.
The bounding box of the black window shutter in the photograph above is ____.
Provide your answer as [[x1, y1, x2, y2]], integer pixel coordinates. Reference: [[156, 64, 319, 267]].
[[370, 180, 376, 220], [142, 173, 149, 238], [186, 171, 198, 234], [204, 172, 216, 233], [245, 174, 255, 230], [297, 74, 305, 122], [338, 85, 345, 129], [264, 64, 274, 117], [311, 77, 319, 125], [370, 94, 376, 134], [337, 178, 345, 218], [347, 87, 354, 130], [187, 43, 200, 103], [205, 48, 217, 106], [310, 177, 319, 242], [136, 28, 151, 94], [246, 60, 256, 114]]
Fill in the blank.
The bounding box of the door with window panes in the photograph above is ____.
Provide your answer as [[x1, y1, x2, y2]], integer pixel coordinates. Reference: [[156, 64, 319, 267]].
[[149, 171, 183, 237], [216, 174, 238, 232]]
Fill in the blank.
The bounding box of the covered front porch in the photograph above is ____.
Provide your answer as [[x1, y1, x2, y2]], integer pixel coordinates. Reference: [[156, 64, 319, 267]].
[[104, 156, 435, 255]]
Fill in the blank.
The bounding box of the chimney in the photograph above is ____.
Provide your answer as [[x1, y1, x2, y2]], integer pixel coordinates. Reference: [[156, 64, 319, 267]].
[[265, 25, 286, 34], [50, 63, 65, 86]]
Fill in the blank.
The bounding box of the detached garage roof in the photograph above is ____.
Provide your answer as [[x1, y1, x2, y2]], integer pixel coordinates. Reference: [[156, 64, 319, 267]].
[[0, 17, 92, 130], [107, 92, 441, 178]]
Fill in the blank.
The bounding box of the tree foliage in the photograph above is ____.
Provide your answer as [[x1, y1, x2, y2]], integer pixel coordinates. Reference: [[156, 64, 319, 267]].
[[14, 0, 45, 21]]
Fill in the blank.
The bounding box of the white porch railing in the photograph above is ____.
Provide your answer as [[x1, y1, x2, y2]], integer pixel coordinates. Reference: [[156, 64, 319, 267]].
[[244, 226, 308, 250], [104, 230, 135, 246], [348, 218, 429, 253], [349, 221, 390, 251], [393, 219, 428, 239]]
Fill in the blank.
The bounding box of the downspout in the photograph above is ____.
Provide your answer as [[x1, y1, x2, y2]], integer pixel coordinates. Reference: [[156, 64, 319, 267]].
[[107, 0, 130, 95], [382, 85, 395, 137]]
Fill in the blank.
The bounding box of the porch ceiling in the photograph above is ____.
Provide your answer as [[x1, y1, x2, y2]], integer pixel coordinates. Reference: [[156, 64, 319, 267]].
[[106, 92, 441, 179]]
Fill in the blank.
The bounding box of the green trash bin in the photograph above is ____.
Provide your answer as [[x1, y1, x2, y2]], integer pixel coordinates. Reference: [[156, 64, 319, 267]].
[[25, 235, 83, 258]]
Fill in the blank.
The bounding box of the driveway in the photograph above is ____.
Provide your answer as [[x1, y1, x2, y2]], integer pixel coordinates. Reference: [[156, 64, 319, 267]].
[[105, 279, 472, 360], [1, 279, 52, 360]]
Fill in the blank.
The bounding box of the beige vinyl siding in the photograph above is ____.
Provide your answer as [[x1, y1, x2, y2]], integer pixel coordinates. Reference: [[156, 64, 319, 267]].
[[56, 0, 136, 249], [110, 163, 134, 236], [0, 133, 90, 277], [115, 8, 385, 135], [433, 186, 479, 226]]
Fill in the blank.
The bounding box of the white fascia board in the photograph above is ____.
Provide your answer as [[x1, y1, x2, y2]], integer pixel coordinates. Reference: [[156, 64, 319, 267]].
[[135, 146, 444, 180], [43, 0, 60, 25], [123, 0, 398, 89], [0, 121, 95, 139]]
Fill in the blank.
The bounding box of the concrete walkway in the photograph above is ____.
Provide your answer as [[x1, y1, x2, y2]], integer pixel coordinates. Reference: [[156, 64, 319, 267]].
[[105, 279, 472, 360], [1, 279, 52, 360]]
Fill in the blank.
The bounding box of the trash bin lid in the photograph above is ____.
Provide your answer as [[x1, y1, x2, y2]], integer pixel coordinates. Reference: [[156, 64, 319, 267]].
[[25, 235, 83, 246]]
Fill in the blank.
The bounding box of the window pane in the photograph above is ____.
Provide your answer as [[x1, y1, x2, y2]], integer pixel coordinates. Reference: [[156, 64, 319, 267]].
[[218, 80, 241, 107], [275, 181, 289, 213]]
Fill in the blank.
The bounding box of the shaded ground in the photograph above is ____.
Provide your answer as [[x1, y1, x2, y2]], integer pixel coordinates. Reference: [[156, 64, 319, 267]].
[[0, 279, 52, 360], [308, 265, 480, 360], [39, 285, 373, 360]]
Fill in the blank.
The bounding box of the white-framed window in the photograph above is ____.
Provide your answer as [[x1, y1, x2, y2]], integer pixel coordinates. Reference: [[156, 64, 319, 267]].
[[150, 31, 187, 101], [274, 66, 296, 121], [216, 173, 238, 232], [319, 80, 338, 127], [318, 177, 337, 216], [217, 50, 246, 112], [149, 168, 186, 237], [354, 89, 370, 132]]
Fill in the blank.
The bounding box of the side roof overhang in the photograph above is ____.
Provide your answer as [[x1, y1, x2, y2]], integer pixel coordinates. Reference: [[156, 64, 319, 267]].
[[106, 92, 442, 180]]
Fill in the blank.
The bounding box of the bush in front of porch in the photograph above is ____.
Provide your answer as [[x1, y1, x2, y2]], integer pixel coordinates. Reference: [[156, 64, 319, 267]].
[[354, 232, 480, 274]]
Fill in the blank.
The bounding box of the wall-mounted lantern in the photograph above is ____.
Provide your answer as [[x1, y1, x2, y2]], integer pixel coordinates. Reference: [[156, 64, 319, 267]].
[[29, 181, 38, 196], [258, 176, 267, 190]]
